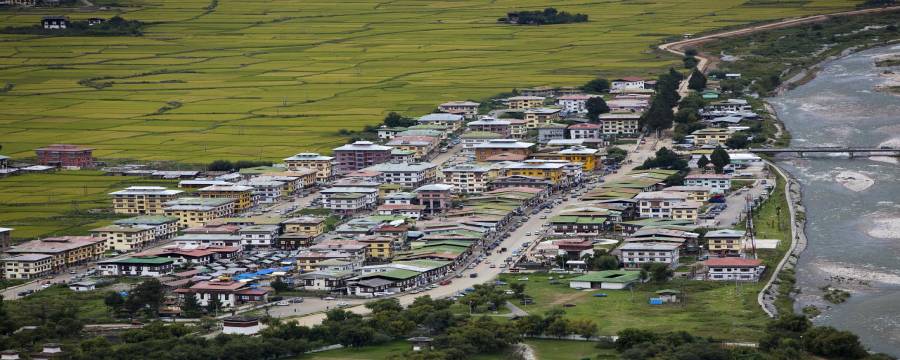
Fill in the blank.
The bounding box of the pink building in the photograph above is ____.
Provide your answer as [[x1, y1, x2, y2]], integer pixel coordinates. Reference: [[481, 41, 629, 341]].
[[414, 184, 454, 215], [332, 141, 393, 174]]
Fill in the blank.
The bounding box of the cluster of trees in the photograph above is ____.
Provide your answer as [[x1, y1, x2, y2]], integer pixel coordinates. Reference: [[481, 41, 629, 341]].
[[514, 309, 598, 340], [505, 8, 588, 25], [580, 77, 610, 93], [696, 146, 731, 173], [640, 68, 683, 133], [1, 16, 144, 36], [103, 279, 166, 319], [759, 314, 883, 360], [673, 93, 706, 143], [606, 146, 628, 163], [687, 68, 708, 92], [637, 147, 688, 172], [207, 159, 272, 171], [585, 96, 610, 121]]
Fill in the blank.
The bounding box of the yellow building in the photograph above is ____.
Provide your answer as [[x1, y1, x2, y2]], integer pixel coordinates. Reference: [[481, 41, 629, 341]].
[[283, 216, 327, 237], [671, 201, 701, 223], [533, 146, 601, 172], [504, 160, 569, 184], [198, 184, 254, 211], [664, 186, 711, 202], [506, 96, 545, 110], [524, 108, 561, 128], [109, 186, 183, 215], [283, 153, 334, 181], [1, 254, 53, 280], [358, 237, 394, 260], [692, 128, 735, 146], [90, 225, 155, 252], [163, 197, 236, 228], [705, 229, 744, 256], [5, 236, 105, 271]]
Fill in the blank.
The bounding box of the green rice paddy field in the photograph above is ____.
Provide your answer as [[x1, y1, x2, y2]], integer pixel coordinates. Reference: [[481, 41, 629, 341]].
[[0, 0, 858, 163]]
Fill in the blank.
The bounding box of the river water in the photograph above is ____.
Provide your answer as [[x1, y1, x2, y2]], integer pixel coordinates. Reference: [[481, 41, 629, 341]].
[[768, 45, 900, 355]]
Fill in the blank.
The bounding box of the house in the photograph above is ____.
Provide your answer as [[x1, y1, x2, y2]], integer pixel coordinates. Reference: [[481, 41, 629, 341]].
[[283, 153, 334, 182], [467, 117, 510, 137], [408, 337, 434, 352], [532, 146, 601, 172], [69, 280, 99, 292], [0, 155, 8, 170], [703, 258, 765, 282], [705, 229, 745, 256], [140, 247, 219, 265], [333, 141, 393, 174], [441, 164, 491, 194], [634, 191, 690, 219], [549, 211, 611, 235], [691, 128, 735, 146], [87, 17, 106, 26], [506, 96, 545, 110], [197, 184, 254, 211], [35, 144, 92, 167], [321, 187, 378, 214], [671, 201, 701, 223], [618, 242, 680, 269], [368, 162, 438, 189], [163, 197, 235, 228], [376, 204, 426, 220], [536, 123, 567, 144], [297, 270, 354, 291], [387, 136, 440, 160], [684, 174, 732, 194], [376, 127, 406, 140], [97, 256, 175, 277], [175, 280, 268, 308], [556, 94, 600, 114], [109, 186, 183, 215], [113, 215, 178, 240], [705, 99, 750, 112], [655, 289, 681, 303], [610, 77, 645, 92], [415, 184, 454, 215], [41, 16, 70, 30], [238, 225, 279, 248], [417, 113, 465, 131], [1, 254, 53, 280], [519, 86, 555, 97], [460, 131, 503, 152], [568, 123, 601, 140], [473, 139, 535, 162], [524, 108, 561, 128], [662, 186, 710, 202], [438, 101, 480, 118], [384, 191, 417, 205], [598, 113, 641, 135], [6, 236, 105, 271], [508, 119, 528, 138], [91, 225, 155, 252], [282, 216, 326, 237], [569, 270, 641, 290]]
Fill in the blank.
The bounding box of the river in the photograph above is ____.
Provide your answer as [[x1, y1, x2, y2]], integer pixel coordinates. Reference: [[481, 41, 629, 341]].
[[768, 44, 900, 355]]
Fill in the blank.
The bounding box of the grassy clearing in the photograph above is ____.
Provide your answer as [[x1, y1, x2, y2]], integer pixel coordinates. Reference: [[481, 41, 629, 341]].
[[300, 340, 503, 360], [0, 170, 176, 241], [7, 285, 119, 324], [526, 339, 617, 360], [0, 0, 858, 163]]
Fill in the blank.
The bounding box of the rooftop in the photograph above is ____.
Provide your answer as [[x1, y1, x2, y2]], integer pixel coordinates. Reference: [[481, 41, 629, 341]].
[[704, 258, 763, 267], [283, 152, 334, 161], [333, 141, 393, 152], [619, 242, 680, 251], [418, 113, 464, 122], [109, 186, 183, 196], [570, 270, 640, 283]]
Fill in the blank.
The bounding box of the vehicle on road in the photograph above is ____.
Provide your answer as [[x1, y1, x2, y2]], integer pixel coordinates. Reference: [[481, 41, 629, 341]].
[[439, 280, 452, 285], [469, 273, 477, 278], [324, 296, 335, 301], [290, 297, 304, 303], [337, 302, 349, 308]]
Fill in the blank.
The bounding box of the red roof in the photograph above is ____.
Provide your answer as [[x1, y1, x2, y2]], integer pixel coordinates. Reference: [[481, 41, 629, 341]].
[[377, 204, 426, 211], [189, 280, 245, 292], [704, 258, 763, 267], [235, 288, 268, 296]]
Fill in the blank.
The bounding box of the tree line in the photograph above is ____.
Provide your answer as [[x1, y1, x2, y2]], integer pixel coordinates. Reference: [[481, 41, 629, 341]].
[[503, 8, 588, 25], [1, 16, 144, 36]]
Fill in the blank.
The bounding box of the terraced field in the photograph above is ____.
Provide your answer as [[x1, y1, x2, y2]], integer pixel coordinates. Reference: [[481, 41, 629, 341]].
[[0, 0, 858, 163]]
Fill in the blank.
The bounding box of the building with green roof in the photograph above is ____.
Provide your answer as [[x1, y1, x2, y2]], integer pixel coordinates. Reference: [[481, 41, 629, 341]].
[[569, 270, 641, 290]]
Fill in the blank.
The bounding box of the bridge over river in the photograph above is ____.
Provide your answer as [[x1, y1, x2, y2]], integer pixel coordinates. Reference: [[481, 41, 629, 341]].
[[749, 147, 900, 158]]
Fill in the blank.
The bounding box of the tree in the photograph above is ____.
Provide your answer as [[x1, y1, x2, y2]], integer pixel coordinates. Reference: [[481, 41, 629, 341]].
[[569, 319, 597, 340], [606, 147, 627, 163], [641, 263, 673, 282], [509, 283, 526, 299], [383, 112, 416, 128], [104, 291, 125, 315], [0, 295, 14, 336], [581, 78, 610, 93], [616, 328, 658, 351], [687, 68, 707, 91], [205, 296, 223, 315], [127, 279, 165, 317], [637, 147, 687, 171], [709, 146, 731, 173], [271, 277, 290, 293], [207, 160, 233, 171], [802, 326, 868, 359], [725, 133, 750, 149], [545, 317, 569, 338], [697, 155, 710, 169], [180, 295, 202, 318], [585, 97, 610, 121], [594, 255, 619, 270]]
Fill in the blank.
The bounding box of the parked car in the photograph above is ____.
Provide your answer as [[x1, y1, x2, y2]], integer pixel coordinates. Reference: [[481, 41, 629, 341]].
[[290, 297, 304, 304], [469, 273, 478, 278], [324, 296, 336, 301], [276, 300, 289, 306], [439, 280, 452, 285]]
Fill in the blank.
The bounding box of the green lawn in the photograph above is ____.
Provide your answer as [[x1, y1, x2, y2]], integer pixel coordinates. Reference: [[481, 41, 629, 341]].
[[300, 340, 504, 360], [0, 170, 177, 241], [0, 0, 859, 164], [8, 285, 121, 325]]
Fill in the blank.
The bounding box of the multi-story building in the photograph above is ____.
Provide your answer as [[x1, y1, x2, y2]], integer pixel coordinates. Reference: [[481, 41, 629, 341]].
[[536, 123, 567, 144], [91, 225, 155, 252], [376, 204, 425, 220], [691, 128, 735, 146], [438, 101, 480, 118], [321, 187, 378, 214], [556, 94, 600, 114], [383, 191, 416, 205], [509, 119, 528, 139], [684, 174, 732, 194], [282, 216, 326, 237], [175, 280, 269, 308], [610, 77, 645, 93], [619, 242, 680, 269], [473, 139, 535, 162], [333, 141, 393, 174], [504, 160, 571, 185], [283, 153, 334, 182], [705, 229, 745, 256], [35, 144, 94, 168], [441, 164, 491, 194], [467, 117, 511, 137], [532, 146, 601, 172], [704, 99, 751, 112], [6, 236, 105, 271], [386, 136, 439, 160], [415, 184, 454, 215], [634, 191, 689, 219], [1, 254, 52, 280], [416, 113, 465, 131], [598, 113, 641, 135], [198, 184, 254, 211], [460, 131, 502, 153], [703, 258, 764, 282], [662, 186, 711, 202], [238, 225, 280, 248], [368, 162, 438, 189], [568, 123, 602, 140], [97, 256, 175, 277], [109, 186, 184, 215], [519, 86, 555, 97], [524, 108, 561, 128], [163, 197, 236, 228], [238, 179, 286, 204], [357, 236, 395, 260], [506, 96, 545, 110], [671, 201, 701, 223]]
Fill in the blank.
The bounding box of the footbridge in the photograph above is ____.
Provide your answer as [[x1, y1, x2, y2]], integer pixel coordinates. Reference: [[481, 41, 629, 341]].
[[749, 147, 900, 158]]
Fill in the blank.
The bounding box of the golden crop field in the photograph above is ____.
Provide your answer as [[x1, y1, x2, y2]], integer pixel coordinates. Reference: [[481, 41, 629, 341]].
[[0, 0, 858, 163]]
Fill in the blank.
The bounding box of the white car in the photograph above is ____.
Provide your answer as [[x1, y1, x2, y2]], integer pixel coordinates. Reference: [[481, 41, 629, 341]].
[[276, 300, 289, 306], [324, 296, 336, 301], [337, 302, 350, 308]]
